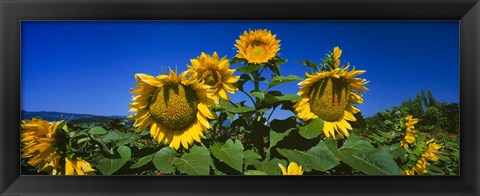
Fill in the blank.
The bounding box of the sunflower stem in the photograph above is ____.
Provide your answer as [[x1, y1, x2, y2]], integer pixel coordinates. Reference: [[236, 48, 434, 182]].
[[253, 70, 261, 106], [266, 106, 277, 122], [239, 89, 256, 106]]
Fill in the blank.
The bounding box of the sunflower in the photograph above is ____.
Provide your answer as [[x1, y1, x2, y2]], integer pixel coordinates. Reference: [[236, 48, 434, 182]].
[[404, 139, 442, 175], [65, 158, 96, 175], [295, 48, 368, 138], [422, 139, 442, 162], [129, 69, 216, 150], [400, 115, 419, 148], [278, 162, 304, 175], [235, 29, 281, 64], [333, 46, 342, 68], [401, 169, 415, 175], [187, 52, 240, 101], [21, 118, 63, 175]]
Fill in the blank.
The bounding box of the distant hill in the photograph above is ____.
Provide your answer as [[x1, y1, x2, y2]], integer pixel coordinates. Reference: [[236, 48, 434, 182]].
[[21, 110, 127, 122]]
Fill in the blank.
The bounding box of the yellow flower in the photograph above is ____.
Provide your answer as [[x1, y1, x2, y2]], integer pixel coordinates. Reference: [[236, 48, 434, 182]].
[[405, 115, 419, 130], [401, 169, 415, 175], [333, 46, 342, 68], [412, 157, 428, 174], [21, 118, 63, 175], [129, 69, 216, 150], [235, 29, 281, 64], [404, 139, 442, 175], [423, 140, 442, 162], [65, 158, 96, 175], [187, 52, 240, 102], [400, 115, 419, 148], [405, 133, 416, 143], [400, 140, 409, 148], [278, 162, 304, 175], [294, 48, 368, 138]]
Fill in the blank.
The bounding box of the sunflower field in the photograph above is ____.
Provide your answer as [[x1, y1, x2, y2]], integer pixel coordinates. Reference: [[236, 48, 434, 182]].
[[20, 29, 460, 176]]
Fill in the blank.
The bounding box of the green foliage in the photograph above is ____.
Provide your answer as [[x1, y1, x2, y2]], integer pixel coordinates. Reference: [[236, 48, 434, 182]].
[[89, 126, 107, 135], [236, 64, 263, 73], [298, 60, 318, 71], [152, 147, 178, 174], [253, 158, 285, 175], [21, 42, 458, 177], [95, 146, 131, 175], [277, 141, 337, 172], [173, 145, 212, 175], [219, 99, 256, 113], [325, 139, 401, 175], [266, 75, 303, 89], [356, 90, 459, 175], [130, 154, 155, 169], [210, 139, 245, 172], [298, 118, 324, 139]]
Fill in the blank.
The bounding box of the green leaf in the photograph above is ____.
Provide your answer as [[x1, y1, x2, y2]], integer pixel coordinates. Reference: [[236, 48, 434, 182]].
[[325, 140, 401, 175], [267, 75, 303, 89], [340, 133, 375, 154], [210, 139, 244, 172], [96, 146, 131, 175], [62, 123, 69, 133], [230, 57, 246, 64], [89, 126, 107, 135], [384, 120, 393, 125], [100, 130, 141, 147], [298, 118, 324, 139], [244, 170, 268, 175], [277, 141, 337, 172], [357, 149, 402, 175], [152, 147, 178, 174], [266, 63, 281, 75], [219, 99, 255, 113], [244, 150, 262, 167], [299, 60, 318, 70], [264, 94, 301, 105], [130, 154, 154, 169], [225, 111, 235, 123], [269, 56, 287, 65], [269, 129, 292, 148], [250, 90, 265, 99], [270, 117, 297, 132], [236, 64, 263, 73], [381, 145, 406, 159], [173, 145, 212, 175], [254, 158, 285, 175]]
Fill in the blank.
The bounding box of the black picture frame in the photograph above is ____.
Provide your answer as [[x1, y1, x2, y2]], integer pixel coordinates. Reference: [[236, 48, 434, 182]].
[[1, 0, 479, 195]]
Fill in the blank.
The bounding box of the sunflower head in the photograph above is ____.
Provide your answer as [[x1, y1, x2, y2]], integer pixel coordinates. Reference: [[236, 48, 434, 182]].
[[412, 157, 428, 174], [278, 162, 304, 175], [21, 118, 64, 175], [401, 115, 419, 148], [129, 69, 216, 150], [402, 169, 415, 175], [295, 48, 368, 138], [65, 158, 96, 175], [333, 46, 342, 68], [423, 139, 442, 161], [187, 52, 240, 101], [235, 29, 281, 64]]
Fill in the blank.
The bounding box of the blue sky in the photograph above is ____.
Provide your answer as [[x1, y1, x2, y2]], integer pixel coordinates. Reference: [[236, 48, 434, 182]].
[[21, 21, 459, 118]]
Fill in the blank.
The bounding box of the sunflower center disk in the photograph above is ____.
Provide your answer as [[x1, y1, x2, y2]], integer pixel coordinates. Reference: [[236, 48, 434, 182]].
[[202, 69, 222, 87], [308, 77, 350, 121], [247, 45, 268, 61], [149, 83, 199, 130]]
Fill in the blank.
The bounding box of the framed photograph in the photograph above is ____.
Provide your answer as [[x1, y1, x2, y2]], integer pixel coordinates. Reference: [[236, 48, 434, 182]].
[[1, 0, 479, 195]]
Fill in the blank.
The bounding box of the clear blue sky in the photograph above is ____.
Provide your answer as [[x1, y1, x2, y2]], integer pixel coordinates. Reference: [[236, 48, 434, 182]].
[[21, 21, 459, 118]]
